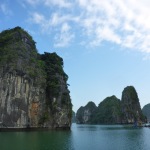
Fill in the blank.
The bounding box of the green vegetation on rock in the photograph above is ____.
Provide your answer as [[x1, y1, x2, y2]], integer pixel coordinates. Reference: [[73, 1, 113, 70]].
[[0, 27, 72, 129], [93, 96, 122, 124], [121, 86, 144, 123], [40, 52, 72, 122], [76, 86, 145, 125], [0, 26, 44, 85]]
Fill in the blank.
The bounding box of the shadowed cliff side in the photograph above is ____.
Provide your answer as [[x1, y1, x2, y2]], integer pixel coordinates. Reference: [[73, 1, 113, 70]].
[[121, 86, 144, 124], [40, 52, 72, 128]]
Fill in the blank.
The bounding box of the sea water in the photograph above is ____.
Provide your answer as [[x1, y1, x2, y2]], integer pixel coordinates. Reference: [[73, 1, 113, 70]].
[[0, 123, 150, 150]]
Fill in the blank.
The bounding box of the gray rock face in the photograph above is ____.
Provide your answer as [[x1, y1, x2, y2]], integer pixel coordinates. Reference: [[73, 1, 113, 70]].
[[76, 101, 97, 124], [121, 86, 144, 123], [0, 71, 45, 128], [0, 27, 72, 129]]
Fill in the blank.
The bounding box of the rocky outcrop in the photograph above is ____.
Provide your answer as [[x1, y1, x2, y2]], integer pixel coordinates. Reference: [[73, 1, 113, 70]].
[[142, 104, 150, 122], [121, 86, 144, 124], [76, 86, 145, 125], [94, 96, 122, 124], [76, 101, 97, 124], [76, 96, 121, 124], [0, 27, 72, 129]]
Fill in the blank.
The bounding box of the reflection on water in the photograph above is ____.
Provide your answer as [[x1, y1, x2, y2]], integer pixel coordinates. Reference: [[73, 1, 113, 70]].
[[0, 130, 73, 150], [0, 124, 150, 150]]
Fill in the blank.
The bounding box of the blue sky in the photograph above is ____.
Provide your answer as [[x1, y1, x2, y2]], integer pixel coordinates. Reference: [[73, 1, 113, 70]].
[[1, 0, 150, 112]]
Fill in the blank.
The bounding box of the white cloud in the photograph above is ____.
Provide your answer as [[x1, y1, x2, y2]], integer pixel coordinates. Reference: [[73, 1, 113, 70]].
[[18, 0, 41, 8], [26, 0, 40, 5], [76, 0, 150, 53], [29, 12, 52, 33], [44, 0, 72, 8], [61, 23, 70, 32], [50, 13, 75, 26], [97, 26, 121, 44], [54, 23, 74, 47], [0, 3, 12, 16], [31, 12, 45, 24], [27, 0, 150, 52], [30, 12, 75, 47], [20, 0, 72, 8], [18, 0, 40, 8]]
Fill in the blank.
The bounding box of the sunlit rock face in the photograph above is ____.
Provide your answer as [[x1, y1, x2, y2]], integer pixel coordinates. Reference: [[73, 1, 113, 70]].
[[0, 27, 72, 129], [0, 71, 45, 127]]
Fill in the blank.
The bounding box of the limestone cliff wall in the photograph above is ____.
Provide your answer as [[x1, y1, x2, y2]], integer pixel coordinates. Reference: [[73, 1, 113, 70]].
[[0, 27, 72, 129], [0, 70, 45, 128], [121, 86, 144, 124]]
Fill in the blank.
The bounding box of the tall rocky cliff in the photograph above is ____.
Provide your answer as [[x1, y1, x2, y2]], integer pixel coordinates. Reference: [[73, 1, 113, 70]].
[[0, 27, 72, 129], [121, 86, 144, 124]]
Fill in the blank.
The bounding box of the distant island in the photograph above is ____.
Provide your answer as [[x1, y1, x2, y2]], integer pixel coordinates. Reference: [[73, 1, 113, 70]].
[[142, 104, 150, 122], [0, 27, 72, 130], [76, 86, 147, 125]]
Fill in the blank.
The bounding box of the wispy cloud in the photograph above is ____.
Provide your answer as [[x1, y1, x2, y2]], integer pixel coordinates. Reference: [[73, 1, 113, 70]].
[[44, 0, 72, 8], [54, 23, 74, 47], [0, 3, 12, 16], [29, 11, 77, 46], [29, 12, 52, 33], [26, 0, 40, 5], [22, 0, 72, 8], [31, 12, 45, 24], [19, 0, 40, 6], [50, 13, 77, 26], [77, 0, 150, 53], [26, 0, 150, 52]]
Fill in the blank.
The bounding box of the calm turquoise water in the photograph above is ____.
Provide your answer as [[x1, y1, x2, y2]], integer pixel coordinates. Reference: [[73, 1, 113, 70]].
[[0, 124, 150, 150]]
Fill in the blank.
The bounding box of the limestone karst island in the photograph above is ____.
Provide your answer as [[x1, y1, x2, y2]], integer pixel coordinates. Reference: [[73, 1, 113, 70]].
[[0, 27, 150, 131], [76, 86, 148, 126], [0, 27, 72, 130]]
